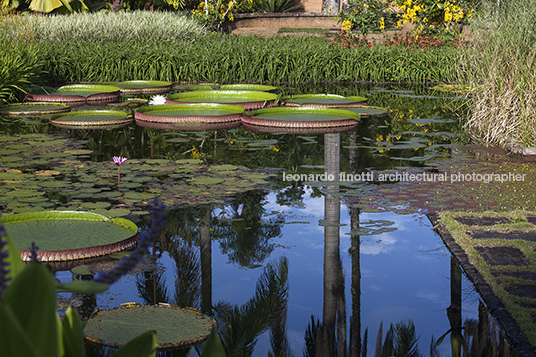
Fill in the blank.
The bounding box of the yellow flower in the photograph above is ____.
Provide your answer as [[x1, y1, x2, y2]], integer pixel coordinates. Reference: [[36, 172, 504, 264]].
[[379, 17, 385, 30], [342, 19, 352, 31]]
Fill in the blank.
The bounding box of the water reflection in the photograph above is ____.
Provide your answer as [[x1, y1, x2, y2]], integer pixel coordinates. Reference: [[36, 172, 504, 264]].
[[3, 85, 521, 355]]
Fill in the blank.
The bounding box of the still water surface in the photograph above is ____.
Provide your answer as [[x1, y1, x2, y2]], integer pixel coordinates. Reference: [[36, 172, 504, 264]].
[[3, 84, 483, 356]]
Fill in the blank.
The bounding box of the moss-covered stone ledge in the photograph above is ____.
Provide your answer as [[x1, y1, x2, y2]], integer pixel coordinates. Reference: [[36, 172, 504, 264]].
[[429, 210, 536, 357]]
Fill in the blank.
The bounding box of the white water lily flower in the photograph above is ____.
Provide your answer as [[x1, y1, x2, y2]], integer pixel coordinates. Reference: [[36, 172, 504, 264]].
[[149, 95, 166, 105]]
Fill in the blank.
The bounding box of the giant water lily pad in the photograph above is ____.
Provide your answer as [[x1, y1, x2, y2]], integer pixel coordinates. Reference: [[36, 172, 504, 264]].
[[242, 122, 358, 135], [220, 84, 277, 92], [174, 83, 219, 91], [106, 80, 172, 94], [84, 303, 215, 349], [135, 103, 245, 124], [50, 110, 132, 128], [242, 107, 361, 129], [282, 94, 367, 108], [0, 102, 70, 116], [344, 106, 389, 118], [167, 90, 278, 110], [136, 120, 242, 131], [0, 211, 138, 262], [26, 84, 121, 104]]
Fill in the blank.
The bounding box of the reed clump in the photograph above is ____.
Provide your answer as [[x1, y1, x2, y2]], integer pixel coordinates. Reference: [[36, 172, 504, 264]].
[[459, 0, 536, 148]]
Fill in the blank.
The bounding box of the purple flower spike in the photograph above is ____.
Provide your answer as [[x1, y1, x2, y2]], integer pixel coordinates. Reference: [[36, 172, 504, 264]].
[[112, 156, 127, 166]]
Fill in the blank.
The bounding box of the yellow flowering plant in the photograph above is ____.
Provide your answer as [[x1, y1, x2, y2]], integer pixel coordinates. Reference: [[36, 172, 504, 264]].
[[192, 0, 235, 31], [336, 0, 390, 37], [393, 0, 475, 39]]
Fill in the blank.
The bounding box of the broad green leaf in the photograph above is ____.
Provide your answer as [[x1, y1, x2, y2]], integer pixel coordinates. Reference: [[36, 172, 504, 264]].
[[3, 263, 59, 357], [110, 330, 157, 357], [200, 328, 226, 357], [62, 308, 85, 357], [1, 234, 25, 285], [0, 302, 41, 357]]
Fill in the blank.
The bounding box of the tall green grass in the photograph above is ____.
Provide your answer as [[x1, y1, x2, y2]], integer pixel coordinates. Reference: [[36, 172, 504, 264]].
[[0, 10, 205, 43], [36, 34, 459, 85], [459, 0, 536, 147]]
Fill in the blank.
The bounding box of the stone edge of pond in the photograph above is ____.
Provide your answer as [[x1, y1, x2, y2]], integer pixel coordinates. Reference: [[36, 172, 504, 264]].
[[427, 212, 536, 357]]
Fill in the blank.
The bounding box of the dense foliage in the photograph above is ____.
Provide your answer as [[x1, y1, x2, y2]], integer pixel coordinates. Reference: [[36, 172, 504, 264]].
[[32, 34, 459, 85]]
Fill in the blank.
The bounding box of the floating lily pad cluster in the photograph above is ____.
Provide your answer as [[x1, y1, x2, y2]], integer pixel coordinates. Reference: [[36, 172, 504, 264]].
[[0, 133, 274, 216]]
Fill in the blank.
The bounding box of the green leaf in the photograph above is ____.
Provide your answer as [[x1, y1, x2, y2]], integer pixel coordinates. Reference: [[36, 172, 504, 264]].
[[435, 329, 451, 346], [0, 302, 41, 357], [110, 330, 157, 357], [61, 308, 85, 357], [201, 328, 226, 357], [1, 234, 25, 286], [3, 263, 59, 357], [56, 280, 109, 295]]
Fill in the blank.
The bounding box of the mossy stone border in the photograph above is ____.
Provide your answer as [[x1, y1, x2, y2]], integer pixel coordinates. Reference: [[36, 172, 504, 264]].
[[429, 211, 536, 357]]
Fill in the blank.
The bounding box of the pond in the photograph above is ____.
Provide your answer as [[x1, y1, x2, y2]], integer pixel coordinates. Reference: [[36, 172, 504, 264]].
[[1, 84, 488, 356]]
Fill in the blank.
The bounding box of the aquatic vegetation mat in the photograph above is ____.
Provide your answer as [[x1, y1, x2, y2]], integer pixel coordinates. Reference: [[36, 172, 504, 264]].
[[84, 302, 215, 349], [0, 133, 274, 214], [351, 150, 536, 214], [1, 211, 138, 262], [431, 211, 536, 356]]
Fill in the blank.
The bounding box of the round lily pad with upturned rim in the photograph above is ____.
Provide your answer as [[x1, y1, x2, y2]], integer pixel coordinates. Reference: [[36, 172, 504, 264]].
[[344, 106, 389, 118], [242, 122, 359, 135], [25, 84, 121, 103], [282, 94, 367, 108], [84, 302, 215, 350], [50, 110, 132, 127], [1, 210, 139, 262], [242, 106, 361, 129], [166, 90, 278, 110], [106, 80, 172, 94], [0, 102, 70, 116], [220, 84, 277, 93], [174, 83, 219, 91], [136, 120, 242, 131], [135, 103, 245, 124]]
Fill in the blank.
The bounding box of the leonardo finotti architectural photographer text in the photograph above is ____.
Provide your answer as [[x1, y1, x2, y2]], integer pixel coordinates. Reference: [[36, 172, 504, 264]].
[[282, 171, 527, 184]]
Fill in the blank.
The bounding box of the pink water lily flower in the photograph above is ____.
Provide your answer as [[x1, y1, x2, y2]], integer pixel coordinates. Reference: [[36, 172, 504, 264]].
[[112, 156, 127, 165], [111, 156, 127, 187]]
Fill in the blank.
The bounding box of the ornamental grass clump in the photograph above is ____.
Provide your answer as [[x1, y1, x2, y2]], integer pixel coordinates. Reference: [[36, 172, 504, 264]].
[[0, 10, 205, 44], [459, 0, 536, 148]]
